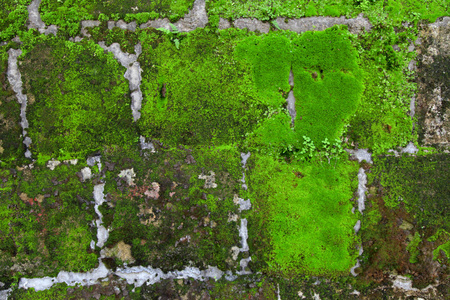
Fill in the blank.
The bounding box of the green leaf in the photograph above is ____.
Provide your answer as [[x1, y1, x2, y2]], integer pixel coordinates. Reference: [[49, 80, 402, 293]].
[[271, 20, 281, 30], [169, 23, 179, 34], [156, 27, 171, 35]]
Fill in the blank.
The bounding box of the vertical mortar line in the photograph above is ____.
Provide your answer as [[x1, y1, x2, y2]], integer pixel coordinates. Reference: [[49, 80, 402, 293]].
[[349, 150, 372, 276], [7, 48, 33, 159], [287, 68, 296, 127]]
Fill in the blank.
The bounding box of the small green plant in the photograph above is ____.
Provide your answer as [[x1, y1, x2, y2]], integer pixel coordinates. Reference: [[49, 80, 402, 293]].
[[157, 23, 180, 49], [298, 136, 316, 161], [271, 20, 281, 30]]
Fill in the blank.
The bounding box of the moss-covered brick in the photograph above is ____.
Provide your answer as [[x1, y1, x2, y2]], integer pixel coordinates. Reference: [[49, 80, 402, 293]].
[[20, 36, 138, 160]]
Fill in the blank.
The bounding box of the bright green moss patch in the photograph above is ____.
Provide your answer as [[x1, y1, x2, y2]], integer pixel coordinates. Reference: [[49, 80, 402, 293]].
[[248, 155, 359, 275], [370, 154, 450, 231], [292, 28, 363, 146], [406, 232, 421, 263], [238, 27, 363, 156], [0, 0, 32, 41], [235, 33, 291, 107], [138, 28, 265, 146], [20, 36, 137, 159]]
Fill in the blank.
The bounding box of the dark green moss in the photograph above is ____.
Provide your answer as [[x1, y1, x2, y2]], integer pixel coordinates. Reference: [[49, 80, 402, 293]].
[[0, 51, 26, 166], [347, 24, 416, 154], [101, 145, 242, 271], [370, 154, 449, 230], [207, 0, 448, 24], [20, 36, 138, 159], [0, 0, 32, 41]]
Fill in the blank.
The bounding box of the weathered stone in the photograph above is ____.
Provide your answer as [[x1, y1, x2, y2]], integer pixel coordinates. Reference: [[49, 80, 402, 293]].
[[102, 241, 135, 264], [416, 17, 450, 148]]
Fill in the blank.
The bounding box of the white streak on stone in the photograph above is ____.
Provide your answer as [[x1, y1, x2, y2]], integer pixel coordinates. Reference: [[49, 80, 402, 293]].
[[87, 155, 102, 172], [239, 219, 249, 252], [7, 48, 33, 158], [275, 13, 372, 34], [350, 259, 360, 276], [140, 136, 155, 152], [175, 0, 208, 32], [401, 142, 418, 154], [241, 152, 251, 168], [80, 167, 92, 182], [99, 42, 143, 121], [233, 19, 270, 33], [118, 168, 136, 186], [346, 148, 372, 164], [46, 159, 61, 170], [81, 20, 101, 37], [354, 220, 361, 234], [357, 168, 367, 214], [27, 0, 57, 35], [236, 257, 252, 275]]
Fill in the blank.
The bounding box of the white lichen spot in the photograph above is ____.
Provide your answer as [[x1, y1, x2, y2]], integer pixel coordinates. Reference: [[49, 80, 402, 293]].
[[118, 168, 136, 185], [144, 182, 160, 199], [230, 246, 240, 261], [80, 167, 92, 182], [198, 171, 217, 188], [46, 159, 61, 170], [228, 213, 239, 222], [101, 241, 135, 264]]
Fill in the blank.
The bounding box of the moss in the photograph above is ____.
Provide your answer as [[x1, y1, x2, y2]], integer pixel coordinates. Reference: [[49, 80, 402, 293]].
[[406, 232, 422, 263], [248, 154, 359, 276], [101, 145, 242, 271], [0, 161, 98, 279], [428, 230, 450, 262], [20, 35, 138, 159], [292, 27, 364, 147], [235, 32, 292, 107], [38, 0, 195, 36], [0, 50, 26, 166], [207, 0, 448, 24], [138, 28, 266, 147], [370, 154, 449, 230], [347, 24, 417, 154], [0, 0, 32, 41]]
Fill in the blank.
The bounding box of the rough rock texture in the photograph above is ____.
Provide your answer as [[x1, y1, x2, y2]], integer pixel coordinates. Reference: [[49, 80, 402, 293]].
[[140, 0, 208, 31], [102, 241, 135, 264], [276, 13, 372, 34], [175, 0, 208, 32], [233, 18, 270, 33], [27, 0, 57, 35], [27, 0, 46, 31], [416, 17, 450, 148], [98, 42, 143, 121], [81, 20, 101, 37], [7, 49, 32, 158]]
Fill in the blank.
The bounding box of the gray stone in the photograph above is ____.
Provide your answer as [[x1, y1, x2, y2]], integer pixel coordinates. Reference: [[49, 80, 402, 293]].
[[416, 18, 450, 147], [140, 18, 171, 30], [218, 18, 231, 30], [81, 20, 101, 37], [276, 14, 371, 34], [175, 0, 208, 32], [27, 0, 46, 31], [233, 18, 270, 33]]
